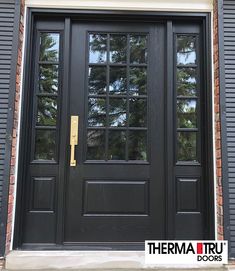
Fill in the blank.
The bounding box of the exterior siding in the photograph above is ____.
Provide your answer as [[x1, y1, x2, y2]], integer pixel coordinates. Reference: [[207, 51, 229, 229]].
[[0, 0, 21, 258], [221, 0, 235, 258]]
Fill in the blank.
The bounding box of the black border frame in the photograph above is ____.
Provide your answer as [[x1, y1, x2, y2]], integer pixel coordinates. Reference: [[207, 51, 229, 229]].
[[13, 8, 214, 250]]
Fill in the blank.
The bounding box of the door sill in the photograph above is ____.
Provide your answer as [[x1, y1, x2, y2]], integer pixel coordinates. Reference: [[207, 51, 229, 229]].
[[20, 242, 145, 251], [6, 251, 226, 270]]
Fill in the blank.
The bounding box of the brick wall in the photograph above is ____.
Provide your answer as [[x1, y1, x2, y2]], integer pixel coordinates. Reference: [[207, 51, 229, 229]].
[[213, 0, 224, 241]]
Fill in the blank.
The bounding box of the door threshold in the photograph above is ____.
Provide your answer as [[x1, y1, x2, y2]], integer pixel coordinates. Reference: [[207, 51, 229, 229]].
[[5, 251, 226, 270]]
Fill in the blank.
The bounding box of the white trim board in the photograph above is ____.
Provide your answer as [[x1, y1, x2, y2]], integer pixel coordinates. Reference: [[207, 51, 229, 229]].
[[25, 0, 213, 12]]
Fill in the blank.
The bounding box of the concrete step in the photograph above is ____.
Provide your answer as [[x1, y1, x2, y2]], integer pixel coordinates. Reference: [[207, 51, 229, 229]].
[[5, 251, 229, 270]]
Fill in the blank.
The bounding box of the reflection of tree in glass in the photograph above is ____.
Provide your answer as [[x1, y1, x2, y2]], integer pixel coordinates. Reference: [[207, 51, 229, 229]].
[[130, 67, 147, 95], [37, 97, 57, 126], [110, 35, 127, 63], [129, 98, 147, 127], [40, 33, 59, 61], [87, 130, 105, 159], [178, 132, 196, 161], [35, 130, 56, 160], [129, 131, 147, 160], [88, 98, 106, 127], [177, 36, 196, 65], [130, 35, 147, 64], [177, 100, 196, 128], [89, 34, 107, 63], [39, 65, 58, 93], [88, 66, 106, 95], [110, 98, 126, 127], [108, 131, 126, 160], [109, 67, 127, 94], [177, 68, 196, 96]]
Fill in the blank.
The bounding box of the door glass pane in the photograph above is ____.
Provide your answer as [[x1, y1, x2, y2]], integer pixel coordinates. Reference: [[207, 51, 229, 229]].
[[39, 33, 60, 62], [88, 98, 106, 127], [110, 35, 127, 63], [177, 68, 197, 97], [177, 35, 196, 65], [177, 132, 197, 161], [89, 34, 107, 63], [128, 130, 147, 160], [39, 65, 59, 94], [177, 99, 197, 128], [109, 67, 127, 94], [88, 66, 107, 95], [108, 130, 126, 160], [129, 98, 147, 127], [109, 98, 127, 127], [87, 130, 105, 160], [130, 35, 147, 64], [34, 130, 56, 160], [37, 97, 57, 126], [129, 67, 147, 95]]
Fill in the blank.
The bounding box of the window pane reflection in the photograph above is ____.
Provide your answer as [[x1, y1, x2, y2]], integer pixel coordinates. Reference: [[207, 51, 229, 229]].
[[40, 33, 60, 62], [109, 67, 127, 94], [88, 66, 107, 95], [177, 68, 197, 96], [129, 67, 147, 95], [89, 34, 107, 63], [37, 97, 57, 126], [110, 35, 127, 63], [87, 130, 105, 160], [109, 98, 127, 127], [129, 98, 147, 127], [177, 99, 197, 128], [108, 130, 126, 160], [177, 132, 197, 161], [130, 35, 147, 64], [177, 35, 196, 65], [34, 130, 56, 160], [88, 98, 106, 127], [128, 131, 147, 160], [39, 65, 58, 94]]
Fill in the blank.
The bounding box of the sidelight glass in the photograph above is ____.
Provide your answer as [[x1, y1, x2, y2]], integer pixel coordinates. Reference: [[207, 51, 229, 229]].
[[37, 97, 57, 126], [39, 33, 60, 62], [177, 99, 197, 128], [110, 34, 127, 63], [88, 66, 107, 95], [177, 68, 197, 97], [88, 98, 106, 127], [109, 98, 127, 127], [39, 65, 59, 94], [128, 130, 147, 160], [34, 130, 56, 160], [87, 130, 105, 160], [109, 67, 127, 94], [89, 34, 107, 63], [129, 98, 147, 127], [177, 35, 196, 65], [108, 130, 126, 160], [130, 35, 147, 64], [129, 67, 147, 95], [177, 132, 197, 161]]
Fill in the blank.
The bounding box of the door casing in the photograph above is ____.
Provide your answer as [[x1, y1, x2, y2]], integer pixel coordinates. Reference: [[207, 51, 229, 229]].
[[13, 9, 214, 250]]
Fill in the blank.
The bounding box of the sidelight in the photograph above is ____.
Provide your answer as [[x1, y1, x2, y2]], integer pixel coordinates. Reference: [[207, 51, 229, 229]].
[[176, 35, 199, 162], [33, 32, 60, 161]]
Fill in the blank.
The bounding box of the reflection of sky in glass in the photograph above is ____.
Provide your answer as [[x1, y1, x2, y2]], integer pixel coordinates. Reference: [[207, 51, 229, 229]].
[[89, 34, 107, 63], [88, 98, 106, 127], [179, 100, 196, 112], [177, 51, 196, 65]]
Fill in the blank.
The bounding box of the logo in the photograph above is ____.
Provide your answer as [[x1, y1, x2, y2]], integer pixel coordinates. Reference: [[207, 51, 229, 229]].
[[145, 241, 228, 265]]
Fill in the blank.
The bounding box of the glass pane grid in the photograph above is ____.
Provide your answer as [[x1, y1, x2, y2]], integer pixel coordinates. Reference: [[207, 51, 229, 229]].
[[176, 34, 199, 162], [87, 32, 148, 161], [33, 32, 60, 162]]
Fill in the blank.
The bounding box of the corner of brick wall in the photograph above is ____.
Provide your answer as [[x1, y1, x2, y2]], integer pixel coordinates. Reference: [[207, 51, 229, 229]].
[[4, 0, 25, 257], [213, 0, 224, 241]]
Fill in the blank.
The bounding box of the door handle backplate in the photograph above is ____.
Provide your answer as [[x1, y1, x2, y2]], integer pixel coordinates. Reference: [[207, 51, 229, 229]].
[[70, 115, 79, 167]]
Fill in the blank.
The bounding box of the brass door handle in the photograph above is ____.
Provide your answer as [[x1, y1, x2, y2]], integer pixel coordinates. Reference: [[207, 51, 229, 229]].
[[70, 116, 79, 167]]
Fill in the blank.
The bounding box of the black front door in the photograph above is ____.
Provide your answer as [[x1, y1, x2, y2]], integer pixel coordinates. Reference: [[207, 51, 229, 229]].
[[64, 22, 165, 244], [16, 15, 213, 249]]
